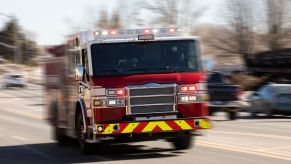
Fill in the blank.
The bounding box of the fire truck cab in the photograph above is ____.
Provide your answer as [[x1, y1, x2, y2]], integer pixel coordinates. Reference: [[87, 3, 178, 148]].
[[44, 28, 212, 154]]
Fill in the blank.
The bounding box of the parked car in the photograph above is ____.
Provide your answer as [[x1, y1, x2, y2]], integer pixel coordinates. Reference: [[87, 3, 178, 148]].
[[2, 74, 27, 89], [249, 83, 291, 117], [207, 72, 243, 120]]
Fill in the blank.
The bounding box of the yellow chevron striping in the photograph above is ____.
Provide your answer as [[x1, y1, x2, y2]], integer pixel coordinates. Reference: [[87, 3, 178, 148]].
[[121, 122, 140, 133], [156, 121, 173, 131], [100, 124, 117, 134], [174, 120, 193, 130], [95, 119, 211, 135], [141, 122, 157, 132], [198, 119, 212, 129], [141, 121, 173, 133]]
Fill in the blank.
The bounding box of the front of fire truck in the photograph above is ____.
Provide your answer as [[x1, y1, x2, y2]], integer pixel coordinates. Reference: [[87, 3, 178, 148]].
[[80, 28, 211, 152]]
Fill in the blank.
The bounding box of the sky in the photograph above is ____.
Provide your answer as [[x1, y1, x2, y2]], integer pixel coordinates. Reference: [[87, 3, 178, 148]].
[[0, 0, 223, 45]]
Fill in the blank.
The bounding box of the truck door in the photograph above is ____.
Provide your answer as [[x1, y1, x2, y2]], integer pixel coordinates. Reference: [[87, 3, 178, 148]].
[[81, 49, 91, 117], [67, 49, 82, 129]]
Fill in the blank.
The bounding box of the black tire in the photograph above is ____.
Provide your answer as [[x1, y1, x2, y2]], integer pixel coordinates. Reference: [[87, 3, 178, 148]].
[[209, 108, 215, 116], [265, 108, 273, 118], [251, 111, 257, 118], [52, 103, 68, 146], [171, 133, 194, 150], [77, 113, 93, 154], [54, 126, 68, 146], [227, 110, 237, 120]]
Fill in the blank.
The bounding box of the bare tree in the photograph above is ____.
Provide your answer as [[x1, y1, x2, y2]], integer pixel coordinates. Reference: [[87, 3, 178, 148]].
[[208, 0, 256, 63], [140, 0, 205, 28], [110, 9, 122, 29], [95, 10, 110, 29], [265, 0, 291, 50]]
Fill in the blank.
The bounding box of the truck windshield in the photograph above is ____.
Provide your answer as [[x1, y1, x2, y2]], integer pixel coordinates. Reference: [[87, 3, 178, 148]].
[[91, 40, 200, 76]]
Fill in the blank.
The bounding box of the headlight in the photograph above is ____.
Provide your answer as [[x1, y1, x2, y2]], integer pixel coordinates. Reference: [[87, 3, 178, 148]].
[[179, 95, 197, 103], [107, 99, 125, 107]]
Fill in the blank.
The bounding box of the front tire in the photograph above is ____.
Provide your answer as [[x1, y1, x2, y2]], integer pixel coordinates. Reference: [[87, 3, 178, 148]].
[[171, 133, 194, 150], [77, 113, 93, 154]]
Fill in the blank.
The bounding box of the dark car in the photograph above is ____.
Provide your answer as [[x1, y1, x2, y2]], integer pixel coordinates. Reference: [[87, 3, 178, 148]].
[[207, 72, 243, 120]]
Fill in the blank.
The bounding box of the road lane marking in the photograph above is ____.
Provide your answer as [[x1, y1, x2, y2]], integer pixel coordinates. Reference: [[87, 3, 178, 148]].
[[197, 141, 291, 161], [209, 130, 291, 140], [11, 135, 29, 141], [259, 145, 291, 151]]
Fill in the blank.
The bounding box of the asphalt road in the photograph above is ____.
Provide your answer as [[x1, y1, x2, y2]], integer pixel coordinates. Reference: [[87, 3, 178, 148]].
[[0, 84, 290, 164]]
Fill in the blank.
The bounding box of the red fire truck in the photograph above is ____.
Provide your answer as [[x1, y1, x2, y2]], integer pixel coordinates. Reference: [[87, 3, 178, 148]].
[[44, 28, 212, 154]]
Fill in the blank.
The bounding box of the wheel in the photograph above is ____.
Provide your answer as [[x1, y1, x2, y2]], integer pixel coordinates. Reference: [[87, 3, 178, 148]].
[[227, 110, 237, 120], [51, 103, 68, 146], [209, 108, 215, 116], [77, 112, 93, 154], [171, 133, 194, 150], [250, 102, 258, 118], [54, 126, 68, 146], [251, 110, 257, 118], [264, 108, 273, 117]]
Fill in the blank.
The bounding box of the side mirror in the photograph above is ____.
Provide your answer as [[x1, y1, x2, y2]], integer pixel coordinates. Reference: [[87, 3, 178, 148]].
[[75, 64, 85, 81]]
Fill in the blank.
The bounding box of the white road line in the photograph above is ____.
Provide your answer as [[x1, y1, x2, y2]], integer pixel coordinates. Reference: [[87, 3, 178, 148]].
[[11, 135, 29, 141], [197, 141, 291, 161], [208, 130, 291, 140], [259, 145, 291, 151]]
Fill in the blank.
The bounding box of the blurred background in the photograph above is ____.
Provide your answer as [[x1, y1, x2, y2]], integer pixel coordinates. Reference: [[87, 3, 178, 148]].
[[0, 0, 291, 163], [0, 0, 290, 88]]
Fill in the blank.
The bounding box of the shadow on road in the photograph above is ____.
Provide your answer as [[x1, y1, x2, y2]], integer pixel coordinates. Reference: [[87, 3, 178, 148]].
[[0, 142, 183, 164], [237, 112, 291, 119], [211, 112, 291, 123]]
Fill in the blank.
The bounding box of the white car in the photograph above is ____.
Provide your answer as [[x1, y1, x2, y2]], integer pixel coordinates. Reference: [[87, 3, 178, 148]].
[[2, 74, 27, 89]]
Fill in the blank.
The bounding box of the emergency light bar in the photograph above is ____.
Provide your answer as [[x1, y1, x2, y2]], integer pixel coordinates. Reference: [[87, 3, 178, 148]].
[[93, 28, 179, 40], [75, 28, 180, 45]]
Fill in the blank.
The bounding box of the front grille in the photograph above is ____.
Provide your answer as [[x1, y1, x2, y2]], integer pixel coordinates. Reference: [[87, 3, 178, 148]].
[[129, 87, 174, 96], [131, 105, 174, 114], [127, 84, 176, 115], [130, 96, 175, 105]]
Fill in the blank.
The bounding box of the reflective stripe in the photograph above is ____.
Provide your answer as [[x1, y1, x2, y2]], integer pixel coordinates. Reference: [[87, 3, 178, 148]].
[[198, 119, 212, 129], [174, 120, 193, 130], [102, 124, 118, 135], [122, 122, 140, 133], [141, 121, 173, 133], [95, 118, 211, 135]]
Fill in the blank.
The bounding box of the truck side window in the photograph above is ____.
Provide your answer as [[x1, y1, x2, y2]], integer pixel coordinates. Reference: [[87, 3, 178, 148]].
[[81, 49, 89, 80], [67, 51, 75, 74], [75, 50, 81, 65]]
